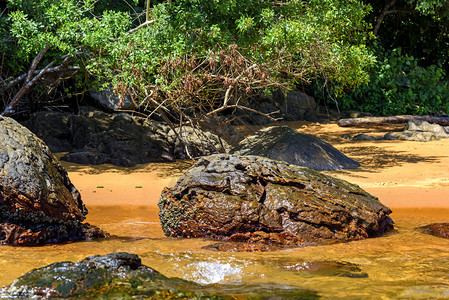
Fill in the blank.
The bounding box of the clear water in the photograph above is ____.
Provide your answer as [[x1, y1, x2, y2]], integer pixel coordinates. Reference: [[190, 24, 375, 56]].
[[1, 205, 449, 299]]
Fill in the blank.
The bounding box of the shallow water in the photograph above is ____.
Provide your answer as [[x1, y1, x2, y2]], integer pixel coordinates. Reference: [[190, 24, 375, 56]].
[[1, 205, 449, 299]]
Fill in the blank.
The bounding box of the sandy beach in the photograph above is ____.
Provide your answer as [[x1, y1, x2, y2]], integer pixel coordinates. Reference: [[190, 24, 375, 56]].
[[62, 121, 449, 211]]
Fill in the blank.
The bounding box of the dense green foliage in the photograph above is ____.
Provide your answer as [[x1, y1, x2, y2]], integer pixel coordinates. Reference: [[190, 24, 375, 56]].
[[327, 47, 449, 115], [0, 0, 448, 117], [323, 0, 449, 115], [1, 0, 374, 118]]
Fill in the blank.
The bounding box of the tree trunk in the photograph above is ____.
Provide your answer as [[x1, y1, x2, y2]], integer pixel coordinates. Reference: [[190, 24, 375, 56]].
[[338, 115, 449, 127]]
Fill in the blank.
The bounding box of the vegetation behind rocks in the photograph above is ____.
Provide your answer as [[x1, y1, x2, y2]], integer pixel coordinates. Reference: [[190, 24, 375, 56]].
[[0, 0, 448, 121]]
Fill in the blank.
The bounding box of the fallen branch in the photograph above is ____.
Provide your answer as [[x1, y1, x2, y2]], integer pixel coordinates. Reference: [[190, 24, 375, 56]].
[[338, 115, 449, 127], [1, 65, 80, 93]]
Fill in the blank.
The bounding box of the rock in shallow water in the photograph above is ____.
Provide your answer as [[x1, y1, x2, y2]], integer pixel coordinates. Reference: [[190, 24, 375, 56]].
[[419, 223, 449, 239], [159, 154, 393, 250], [0, 116, 108, 245], [0, 252, 318, 299]]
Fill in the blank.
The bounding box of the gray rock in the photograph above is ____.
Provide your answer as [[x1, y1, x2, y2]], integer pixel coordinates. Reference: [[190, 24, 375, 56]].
[[384, 120, 449, 142], [0, 116, 108, 245], [231, 126, 360, 171], [351, 134, 379, 141], [89, 84, 136, 110], [159, 154, 393, 250], [276, 90, 317, 121]]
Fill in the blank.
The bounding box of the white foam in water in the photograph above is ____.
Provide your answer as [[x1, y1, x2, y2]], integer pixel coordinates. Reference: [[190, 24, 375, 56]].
[[185, 261, 242, 285]]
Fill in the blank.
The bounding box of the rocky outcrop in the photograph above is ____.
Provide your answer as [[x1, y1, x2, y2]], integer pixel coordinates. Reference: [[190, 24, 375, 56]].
[[159, 154, 393, 250], [24, 107, 229, 167], [0, 116, 108, 245], [0, 252, 318, 299], [385, 120, 449, 142], [231, 126, 360, 171]]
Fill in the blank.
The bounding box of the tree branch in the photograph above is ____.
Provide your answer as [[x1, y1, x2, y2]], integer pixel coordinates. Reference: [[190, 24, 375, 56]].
[[223, 63, 257, 106], [127, 19, 155, 34], [373, 0, 397, 35], [2, 60, 55, 116]]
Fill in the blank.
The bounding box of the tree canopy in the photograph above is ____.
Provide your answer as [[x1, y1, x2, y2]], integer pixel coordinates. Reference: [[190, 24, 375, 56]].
[[0, 0, 448, 118]]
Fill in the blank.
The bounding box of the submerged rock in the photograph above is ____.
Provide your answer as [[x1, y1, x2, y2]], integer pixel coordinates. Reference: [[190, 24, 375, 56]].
[[278, 260, 368, 278], [0, 252, 318, 299], [0, 116, 107, 245], [159, 154, 393, 250], [419, 223, 449, 239], [231, 126, 360, 171]]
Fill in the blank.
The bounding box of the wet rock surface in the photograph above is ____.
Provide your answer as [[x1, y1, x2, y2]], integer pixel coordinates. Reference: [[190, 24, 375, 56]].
[[419, 223, 449, 239], [0, 252, 318, 299], [231, 126, 360, 171], [278, 260, 368, 278], [0, 116, 107, 245], [159, 154, 393, 250], [24, 107, 228, 167]]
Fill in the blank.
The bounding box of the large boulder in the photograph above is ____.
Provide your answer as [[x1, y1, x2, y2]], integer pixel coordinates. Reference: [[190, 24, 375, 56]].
[[159, 154, 393, 250], [0, 116, 108, 245], [0, 252, 318, 299], [24, 107, 229, 167], [231, 126, 360, 171]]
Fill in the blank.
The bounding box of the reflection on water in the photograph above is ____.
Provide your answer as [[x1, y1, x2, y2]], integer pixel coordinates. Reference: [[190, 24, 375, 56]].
[[1, 206, 449, 298]]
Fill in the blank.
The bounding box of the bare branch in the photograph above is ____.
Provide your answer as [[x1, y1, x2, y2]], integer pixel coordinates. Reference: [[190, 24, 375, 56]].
[[223, 63, 257, 106], [1, 66, 80, 93], [127, 19, 155, 34], [2, 60, 55, 116], [25, 44, 51, 83]]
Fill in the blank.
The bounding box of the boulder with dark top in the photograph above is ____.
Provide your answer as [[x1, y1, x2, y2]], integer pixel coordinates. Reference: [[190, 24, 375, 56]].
[[159, 154, 393, 250], [231, 126, 360, 171], [419, 223, 449, 239], [24, 107, 229, 167], [0, 252, 318, 299], [0, 116, 108, 245]]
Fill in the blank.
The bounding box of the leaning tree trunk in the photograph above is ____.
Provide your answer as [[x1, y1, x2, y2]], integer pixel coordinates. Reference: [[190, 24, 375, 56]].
[[338, 115, 449, 127]]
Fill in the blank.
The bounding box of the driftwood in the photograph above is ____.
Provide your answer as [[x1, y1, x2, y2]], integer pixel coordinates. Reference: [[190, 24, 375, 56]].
[[338, 115, 449, 127]]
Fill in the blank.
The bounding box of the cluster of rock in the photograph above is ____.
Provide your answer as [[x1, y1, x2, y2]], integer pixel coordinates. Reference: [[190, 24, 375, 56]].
[[0, 116, 108, 245], [385, 120, 449, 142], [24, 107, 229, 167], [346, 120, 449, 142], [159, 154, 393, 250]]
